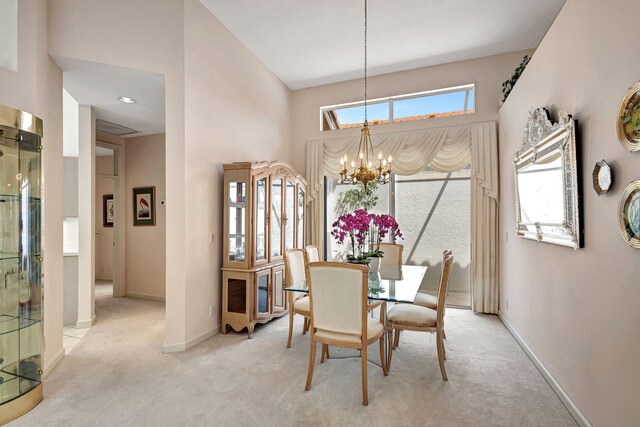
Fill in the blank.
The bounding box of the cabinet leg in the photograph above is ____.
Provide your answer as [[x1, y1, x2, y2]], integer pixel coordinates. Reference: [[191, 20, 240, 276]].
[[247, 323, 255, 339], [221, 323, 227, 335]]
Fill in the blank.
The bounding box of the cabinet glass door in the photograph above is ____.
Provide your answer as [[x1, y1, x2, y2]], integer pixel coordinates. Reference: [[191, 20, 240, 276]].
[[285, 181, 295, 251], [0, 134, 21, 404], [255, 177, 267, 262], [297, 187, 305, 248], [272, 265, 285, 313], [0, 126, 43, 404], [226, 277, 247, 314], [270, 177, 283, 259], [228, 181, 247, 262], [255, 270, 270, 319]]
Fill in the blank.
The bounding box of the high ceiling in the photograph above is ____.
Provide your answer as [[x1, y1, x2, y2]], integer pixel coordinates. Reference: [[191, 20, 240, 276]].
[[200, 0, 565, 90]]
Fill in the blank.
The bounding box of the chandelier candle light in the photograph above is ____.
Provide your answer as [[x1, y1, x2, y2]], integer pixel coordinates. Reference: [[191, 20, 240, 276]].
[[338, 0, 393, 188]]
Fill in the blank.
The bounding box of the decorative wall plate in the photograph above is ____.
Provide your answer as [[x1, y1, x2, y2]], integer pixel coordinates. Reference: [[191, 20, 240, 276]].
[[617, 82, 640, 151], [592, 160, 612, 195], [619, 180, 640, 248]]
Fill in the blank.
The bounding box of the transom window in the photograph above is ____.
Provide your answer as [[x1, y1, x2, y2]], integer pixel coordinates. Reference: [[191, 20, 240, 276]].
[[321, 84, 475, 131]]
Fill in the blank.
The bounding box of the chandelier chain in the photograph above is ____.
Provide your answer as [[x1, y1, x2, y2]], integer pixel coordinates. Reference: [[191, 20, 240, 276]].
[[338, 0, 392, 188], [364, 0, 368, 124]]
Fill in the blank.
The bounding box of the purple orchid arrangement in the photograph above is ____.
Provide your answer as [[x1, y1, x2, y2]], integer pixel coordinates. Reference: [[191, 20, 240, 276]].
[[331, 209, 402, 264], [368, 214, 403, 257]]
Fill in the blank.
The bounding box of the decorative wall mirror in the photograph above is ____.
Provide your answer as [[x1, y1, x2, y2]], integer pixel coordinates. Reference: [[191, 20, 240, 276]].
[[514, 108, 583, 249]]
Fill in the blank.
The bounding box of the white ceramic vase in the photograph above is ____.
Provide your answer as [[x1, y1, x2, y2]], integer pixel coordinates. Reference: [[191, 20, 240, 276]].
[[369, 257, 380, 272]]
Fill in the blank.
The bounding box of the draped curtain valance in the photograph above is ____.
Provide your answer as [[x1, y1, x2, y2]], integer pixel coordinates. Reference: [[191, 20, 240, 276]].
[[305, 121, 499, 314]]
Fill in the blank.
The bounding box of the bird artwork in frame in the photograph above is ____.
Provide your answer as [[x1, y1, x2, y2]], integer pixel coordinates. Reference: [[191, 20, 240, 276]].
[[132, 186, 156, 226], [103, 194, 114, 227]]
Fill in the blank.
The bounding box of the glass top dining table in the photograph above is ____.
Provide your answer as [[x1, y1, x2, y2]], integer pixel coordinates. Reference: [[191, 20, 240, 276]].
[[284, 265, 428, 303]]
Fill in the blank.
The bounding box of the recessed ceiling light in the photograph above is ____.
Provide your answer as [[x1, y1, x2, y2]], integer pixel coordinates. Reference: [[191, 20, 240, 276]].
[[118, 96, 136, 104]]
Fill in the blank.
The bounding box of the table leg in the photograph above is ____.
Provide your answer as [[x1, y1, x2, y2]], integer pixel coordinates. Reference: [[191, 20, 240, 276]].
[[381, 301, 388, 376]]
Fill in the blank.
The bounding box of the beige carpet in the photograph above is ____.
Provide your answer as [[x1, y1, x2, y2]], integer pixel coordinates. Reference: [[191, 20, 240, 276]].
[[10, 294, 576, 426]]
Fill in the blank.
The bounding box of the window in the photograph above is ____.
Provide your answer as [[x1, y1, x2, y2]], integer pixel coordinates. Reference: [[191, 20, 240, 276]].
[[324, 165, 471, 307], [321, 84, 475, 131]]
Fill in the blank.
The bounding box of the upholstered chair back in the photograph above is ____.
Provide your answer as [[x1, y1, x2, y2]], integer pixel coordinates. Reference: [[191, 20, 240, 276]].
[[285, 249, 308, 299], [379, 243, 403, 268], [306, 262, 367, 336], [305, 245, 320, 262]]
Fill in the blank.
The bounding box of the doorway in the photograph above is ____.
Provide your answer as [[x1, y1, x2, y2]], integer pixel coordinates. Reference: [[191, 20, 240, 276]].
[[94, 143, 124, 300]]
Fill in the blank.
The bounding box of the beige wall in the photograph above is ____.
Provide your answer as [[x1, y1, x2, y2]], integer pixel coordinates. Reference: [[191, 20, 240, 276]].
[[290, 49, 534, 174], [49, 0, 293, 349], [95, 156, 115, 280], [49, 0, 187, 347], [183, 0, 293, 341], [125, 133, 166, 299], [498, 0, 640, 424], [0, 0, 65, 375]]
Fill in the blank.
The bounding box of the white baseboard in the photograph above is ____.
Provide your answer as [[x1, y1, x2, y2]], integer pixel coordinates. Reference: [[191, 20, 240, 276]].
[[75, 314, 96, 329], [44, 347, 65, 379], [125, 292, 165, 302], [498, 312, 592, 427], [163, 325, 220, 353]]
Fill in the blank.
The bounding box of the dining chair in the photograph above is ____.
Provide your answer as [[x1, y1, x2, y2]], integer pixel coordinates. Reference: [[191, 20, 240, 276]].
[[305, 245, 321, 262], [391, 249, 452, 348], [413, 250, 452, 311], [285, 248, 310, 348], [386, 254, 453, 381], [304, 262, 387, 406], [378, 243, 403, 268]]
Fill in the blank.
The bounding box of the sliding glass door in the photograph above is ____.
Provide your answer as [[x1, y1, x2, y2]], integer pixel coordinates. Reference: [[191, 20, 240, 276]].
[[324, 165, 470, 307]]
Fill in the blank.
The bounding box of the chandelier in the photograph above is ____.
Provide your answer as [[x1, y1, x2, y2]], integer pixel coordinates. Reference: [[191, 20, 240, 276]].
[[339, 0, 392, 188]]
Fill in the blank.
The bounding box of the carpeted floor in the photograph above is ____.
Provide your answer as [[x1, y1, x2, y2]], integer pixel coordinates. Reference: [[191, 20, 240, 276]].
[[10, 293, 576, 426]]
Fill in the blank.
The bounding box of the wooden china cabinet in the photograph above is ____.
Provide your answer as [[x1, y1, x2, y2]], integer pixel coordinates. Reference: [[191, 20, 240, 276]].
[[221, 161, 306, 338]]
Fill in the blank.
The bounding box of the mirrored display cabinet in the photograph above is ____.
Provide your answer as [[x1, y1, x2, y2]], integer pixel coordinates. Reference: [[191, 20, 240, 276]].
[[0, 105, 44, 424], [222, 161, 306, 338]]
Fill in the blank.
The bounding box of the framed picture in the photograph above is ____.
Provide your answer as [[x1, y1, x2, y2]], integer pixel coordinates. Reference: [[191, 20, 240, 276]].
[[132, 186, 156, 226], [103, 194, 114, 227]]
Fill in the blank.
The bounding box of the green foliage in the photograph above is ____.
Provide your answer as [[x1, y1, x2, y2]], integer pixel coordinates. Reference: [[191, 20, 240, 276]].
[[334, 181, 379, 217], [500, 55, 531, 105], [365, 248, 385, 258]]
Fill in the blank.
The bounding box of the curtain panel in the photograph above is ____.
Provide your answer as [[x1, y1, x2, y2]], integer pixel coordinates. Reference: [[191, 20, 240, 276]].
[[305, 121, 499, 314]]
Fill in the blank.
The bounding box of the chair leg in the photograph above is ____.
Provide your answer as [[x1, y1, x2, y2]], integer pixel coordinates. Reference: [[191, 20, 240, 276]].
[[320, 344, 327, 363], [286, 310, 294, 348], [305, 338, 317, 391], [436, 330, 448, 381], [361, 344, 368, 406], [379, 334, 388, 376], [443, 329, 447, 339], [394, 329, 400, 349], [325, 345, 330, 360], [387, 326, 394, 372], [302, 317, 309, 335]]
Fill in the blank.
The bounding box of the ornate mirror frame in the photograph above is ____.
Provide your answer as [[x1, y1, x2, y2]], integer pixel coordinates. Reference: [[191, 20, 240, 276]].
[[514, 108, 583, 249]]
